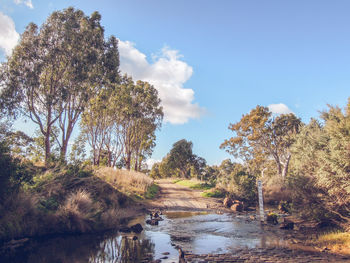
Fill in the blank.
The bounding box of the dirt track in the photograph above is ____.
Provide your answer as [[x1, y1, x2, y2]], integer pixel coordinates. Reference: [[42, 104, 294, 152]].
[[147, 179, 221, 211]]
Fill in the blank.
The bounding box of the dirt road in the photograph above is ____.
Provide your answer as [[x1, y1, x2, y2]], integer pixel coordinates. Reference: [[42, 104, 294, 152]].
[[147, 179, 221, 211]]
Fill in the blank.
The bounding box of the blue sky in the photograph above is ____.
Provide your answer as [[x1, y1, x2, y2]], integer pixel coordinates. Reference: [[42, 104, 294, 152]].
[[1, 0, 349, 165]]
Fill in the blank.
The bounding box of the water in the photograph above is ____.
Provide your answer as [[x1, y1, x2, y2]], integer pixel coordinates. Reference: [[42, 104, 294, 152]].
[[2, 211, 288, 263]]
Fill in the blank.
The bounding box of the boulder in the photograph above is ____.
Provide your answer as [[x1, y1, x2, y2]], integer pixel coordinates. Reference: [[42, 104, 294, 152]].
[[230, 203, 243, 212], [130, 223, 143, 233], [266, 213, 278, 225], [146, 219, 159, 226], [223, 197, 233, 208]]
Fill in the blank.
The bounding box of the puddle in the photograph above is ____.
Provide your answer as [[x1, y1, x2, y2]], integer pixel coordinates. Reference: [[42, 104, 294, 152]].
[[2, 211, 289, 263]]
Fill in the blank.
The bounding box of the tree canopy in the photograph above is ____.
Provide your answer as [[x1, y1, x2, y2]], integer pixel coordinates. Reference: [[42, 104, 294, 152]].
[[221, 106, 301, 178], [0, 7, 119, 166]]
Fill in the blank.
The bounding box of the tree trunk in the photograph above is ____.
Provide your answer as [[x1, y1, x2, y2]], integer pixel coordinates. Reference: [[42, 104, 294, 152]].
[[125, 152, 131, 170], [281, 154, 291, 178], [44, 130, 51, 167], [44, 111, 52, 167]]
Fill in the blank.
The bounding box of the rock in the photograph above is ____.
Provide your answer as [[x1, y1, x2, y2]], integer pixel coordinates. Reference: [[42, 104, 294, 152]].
[[130, 223, 143, 233], [146, 219, 159, 225], [230, 203, 243, 212], [223, 197, 233, 208], [280, 222, 294, 230], [280, 217, 294, 229], [266, 213, 278, 225]]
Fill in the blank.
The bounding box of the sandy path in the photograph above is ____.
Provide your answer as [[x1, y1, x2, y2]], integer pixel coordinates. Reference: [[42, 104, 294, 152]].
[[148, 179, 221, 211]]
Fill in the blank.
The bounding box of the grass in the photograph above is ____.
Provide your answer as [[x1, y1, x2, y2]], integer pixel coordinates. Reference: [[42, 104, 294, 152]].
[[315, 230, 350, 255], [94, 167, 154, 199], [175, 179, 213, 190], [201, 188, 226, 198], [0, 165, 146, 242]]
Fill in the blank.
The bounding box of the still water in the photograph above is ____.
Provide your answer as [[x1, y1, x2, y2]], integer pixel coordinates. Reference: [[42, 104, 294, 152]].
[[3, 212, 287, 263]]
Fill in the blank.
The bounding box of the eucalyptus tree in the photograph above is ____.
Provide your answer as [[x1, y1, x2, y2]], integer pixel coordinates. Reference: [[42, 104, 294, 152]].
[[0, 7, 120, 166], [81, 76, 163, 170], [221, 106, 301, 178], [112, 77, 163, 170]]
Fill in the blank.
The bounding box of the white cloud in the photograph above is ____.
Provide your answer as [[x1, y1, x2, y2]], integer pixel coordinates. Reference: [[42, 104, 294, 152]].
[[0, 12, 19, 56], [268, 103, 294, 114], [14, 0, 34, 9], [146, 158, 161, 169], [118, 40, 203, 124]]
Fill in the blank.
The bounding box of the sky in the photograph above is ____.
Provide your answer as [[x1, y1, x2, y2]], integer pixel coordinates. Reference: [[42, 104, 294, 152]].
[[1, 0, 350, 166]]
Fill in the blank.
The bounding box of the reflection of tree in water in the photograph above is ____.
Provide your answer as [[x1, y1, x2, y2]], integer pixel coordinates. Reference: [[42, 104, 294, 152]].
[[3, 234, 106, 263], [90, 235, 155, 263]]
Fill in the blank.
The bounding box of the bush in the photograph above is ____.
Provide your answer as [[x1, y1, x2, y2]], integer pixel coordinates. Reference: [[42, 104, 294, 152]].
[[230, 171, 257, 205], [56, 189, 101, 233], [0, 142, 33, 201], [287, 173, 333, 222], [145, 184, 159, 199]]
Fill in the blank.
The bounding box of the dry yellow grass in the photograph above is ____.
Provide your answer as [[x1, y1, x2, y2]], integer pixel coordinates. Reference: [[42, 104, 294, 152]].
[[94, 167, 154, 197], [316, 231, 350, 255]]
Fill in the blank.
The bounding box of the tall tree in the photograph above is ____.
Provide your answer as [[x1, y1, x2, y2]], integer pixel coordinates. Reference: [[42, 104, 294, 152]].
[[81, 76, 163, 169], [0, 7, 119, 166], [221, 106, 301, 178], [167, 139, 195, 178], [111, 77, 163, 170]]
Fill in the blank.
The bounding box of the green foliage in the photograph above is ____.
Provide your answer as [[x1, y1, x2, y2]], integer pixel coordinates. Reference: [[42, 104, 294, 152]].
[[0, 7, 120, 165], [81, 75, 163, 170], [201, 189, 226, 198], [145, 184, 159, 199], [289, 101, 350, 223], [70, 134, 87, 165], [176, 179, 213, 190], [167, 139, 195, 178], [221, 105, 301, 178], [149, 163, 161, 178], [0, 141, 33, 201], [232, 170, 257, 204], [156, 139, 206, 179], [38, 196, 59, 212]]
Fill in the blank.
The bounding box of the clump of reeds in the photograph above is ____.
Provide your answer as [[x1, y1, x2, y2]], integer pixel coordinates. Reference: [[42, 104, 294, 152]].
[[56, 189, 100, 233]]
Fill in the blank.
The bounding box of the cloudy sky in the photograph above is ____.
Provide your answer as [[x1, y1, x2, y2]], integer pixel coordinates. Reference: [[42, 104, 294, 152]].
[[1, 0, 350, 165]]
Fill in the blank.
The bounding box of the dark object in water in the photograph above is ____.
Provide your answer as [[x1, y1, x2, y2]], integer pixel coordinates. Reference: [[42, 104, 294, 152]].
[[146, 219, 159, 225], [130, 223, 143, 233]]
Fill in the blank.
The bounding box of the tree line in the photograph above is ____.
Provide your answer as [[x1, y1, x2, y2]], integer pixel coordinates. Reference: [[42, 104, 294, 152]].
[[151, 101, 350, 226]]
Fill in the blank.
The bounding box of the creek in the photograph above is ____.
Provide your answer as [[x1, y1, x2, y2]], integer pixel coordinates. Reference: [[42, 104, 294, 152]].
[[2, 211, 288, 263]]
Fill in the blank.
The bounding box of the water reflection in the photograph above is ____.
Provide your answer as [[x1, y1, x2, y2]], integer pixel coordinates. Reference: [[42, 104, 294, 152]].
[[2, 211, 288, 263], [2, 232, 156, 263], [90, 236, 155, 263]]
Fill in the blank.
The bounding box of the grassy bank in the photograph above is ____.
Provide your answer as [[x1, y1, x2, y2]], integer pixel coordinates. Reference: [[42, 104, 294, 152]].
[[0, 165, 156, 243], [312, 231, 350, 255]]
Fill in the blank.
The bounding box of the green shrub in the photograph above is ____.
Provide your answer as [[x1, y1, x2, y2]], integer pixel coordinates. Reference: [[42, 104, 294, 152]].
[[38, 196, 59, 212], [145, 184, 159, 199]]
